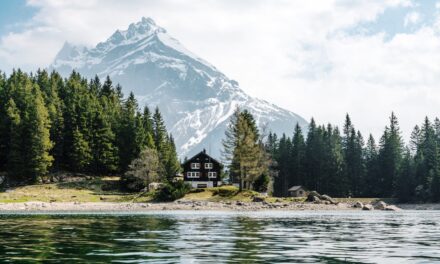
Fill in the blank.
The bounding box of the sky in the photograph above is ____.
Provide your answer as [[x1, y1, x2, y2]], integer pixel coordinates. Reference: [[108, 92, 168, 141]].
[[1, 0, 440, 142]]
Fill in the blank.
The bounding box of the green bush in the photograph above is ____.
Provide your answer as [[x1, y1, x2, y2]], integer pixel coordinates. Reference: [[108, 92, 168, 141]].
[[211, 186, 239, 197], [154, 181, 191, 202], [119, 175, 146, 192], [253, 174, 270, 192]]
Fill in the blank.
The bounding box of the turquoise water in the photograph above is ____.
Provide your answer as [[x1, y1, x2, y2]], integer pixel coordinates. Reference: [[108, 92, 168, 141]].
[[0, 210, 439, 263]]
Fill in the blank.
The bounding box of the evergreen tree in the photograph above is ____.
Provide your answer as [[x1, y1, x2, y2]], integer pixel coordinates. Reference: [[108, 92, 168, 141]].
[[274, 134, 291, 196], [410, 125, 421, 155], [377, 112, 404, 197], [342, 114, 364, 196], [61, 71, 94, 172], [89, 75, 102, 96], [153, 107, 168, 159], [141, 106, 155, 149], [5, 99, 24, 182], [304, 118, 325, 191], [90, 110, 118, 174], [321, 125, 344, 196], [36, 70, 65, 170], [163, 134, 180, 180], [420, 118, 439, 186], [70, 127, 92, 172], [291, 123, 306, 186], [117, 92, 140, 171], [396, 148, 415, 202], [101, 76, 114, 98], [23, 83, 53, 181], [265, 132, 278, 158], [364, 134, 379, 197], [223, 108, 264, 191]]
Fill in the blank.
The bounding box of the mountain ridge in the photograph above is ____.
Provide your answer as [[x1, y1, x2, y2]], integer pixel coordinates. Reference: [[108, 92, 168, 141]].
[[50, 17, 307, 158]]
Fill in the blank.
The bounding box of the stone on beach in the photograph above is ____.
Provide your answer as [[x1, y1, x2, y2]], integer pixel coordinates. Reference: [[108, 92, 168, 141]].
[[384, 205, 402, 211], [373, 201, 387, 210], [353, 201, 364, 208], [362, 204, 374, 210], [321, 194, 337, 205]]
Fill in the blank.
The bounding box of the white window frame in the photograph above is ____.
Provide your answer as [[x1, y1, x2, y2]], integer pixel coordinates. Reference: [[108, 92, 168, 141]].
[[191, 163, 200, 169], [204, 162, 213, 169], [208, 172, 217, 178], [187, 172, 200, 178]]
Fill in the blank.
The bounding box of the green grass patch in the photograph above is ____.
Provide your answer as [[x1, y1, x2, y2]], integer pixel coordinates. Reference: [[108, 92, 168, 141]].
[[183, 186, 260, 202], [0, 177, 136, 203]]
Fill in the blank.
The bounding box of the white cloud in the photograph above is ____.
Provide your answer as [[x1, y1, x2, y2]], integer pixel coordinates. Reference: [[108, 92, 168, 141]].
[[404, 11, 421, 27], [1, 0, 440, 142]]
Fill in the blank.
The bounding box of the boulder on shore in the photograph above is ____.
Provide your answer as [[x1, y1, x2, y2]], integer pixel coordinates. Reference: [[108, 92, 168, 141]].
[[313, 196, 322, 204], [384, 205, 402, 211], [306, 191, 338, 205], [362, 204, 374, 210], [353, 201, 364, 208], [373, 201, 387, 210], [321, 194, 337, 205], [306, 191, 322, 202]]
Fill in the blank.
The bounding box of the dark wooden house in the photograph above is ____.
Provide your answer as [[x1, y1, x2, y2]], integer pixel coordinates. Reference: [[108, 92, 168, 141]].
[[182, 149, 222, 188]]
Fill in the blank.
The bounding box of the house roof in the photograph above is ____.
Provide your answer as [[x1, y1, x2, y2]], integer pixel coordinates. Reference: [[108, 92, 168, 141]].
[[182, 149, 221, 165], [288, 185, 305, 191]]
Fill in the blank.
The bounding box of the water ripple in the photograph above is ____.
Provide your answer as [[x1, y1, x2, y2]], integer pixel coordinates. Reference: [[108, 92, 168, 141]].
[[0, 211, 439, 263]]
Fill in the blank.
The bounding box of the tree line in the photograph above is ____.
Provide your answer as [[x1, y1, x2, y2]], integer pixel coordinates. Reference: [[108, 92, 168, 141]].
[[2, 69, 439, 202], [223, 108, 440, 202], [267, 113, 440, 202], [0, 69, 179, 185]]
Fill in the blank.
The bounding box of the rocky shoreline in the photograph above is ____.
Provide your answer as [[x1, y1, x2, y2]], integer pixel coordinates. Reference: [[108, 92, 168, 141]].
[[0, 200, 410, 212]]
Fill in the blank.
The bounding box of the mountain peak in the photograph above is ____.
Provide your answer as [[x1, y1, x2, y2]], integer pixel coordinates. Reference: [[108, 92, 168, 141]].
[[140, 17, 157, 26], [53, 41, 86, 62], [101, 17, 165, 48], [127, 17, 164, 35], [50, 18, 308, 158]]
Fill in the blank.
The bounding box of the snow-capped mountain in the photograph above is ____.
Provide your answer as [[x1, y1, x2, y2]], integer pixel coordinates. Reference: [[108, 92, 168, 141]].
[[50, 17, 307, 158]]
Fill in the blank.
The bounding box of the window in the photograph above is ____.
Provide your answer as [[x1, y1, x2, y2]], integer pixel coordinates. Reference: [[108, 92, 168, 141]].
[[204, 163, 213, 169], [197, 184, 207, 188], [191, 163, 200, 169], [208, 172, 217, 178], [187, 172, 200, 178]]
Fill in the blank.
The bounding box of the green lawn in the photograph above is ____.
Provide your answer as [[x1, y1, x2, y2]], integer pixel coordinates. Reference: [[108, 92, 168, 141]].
[[0, 177, 137, 203]]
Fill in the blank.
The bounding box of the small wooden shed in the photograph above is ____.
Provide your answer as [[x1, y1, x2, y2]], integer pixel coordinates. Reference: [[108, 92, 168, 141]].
[[288, 186, 307, 197]]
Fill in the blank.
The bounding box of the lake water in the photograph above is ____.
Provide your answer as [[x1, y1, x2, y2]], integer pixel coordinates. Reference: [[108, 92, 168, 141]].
[[0, 210, 439, 263]]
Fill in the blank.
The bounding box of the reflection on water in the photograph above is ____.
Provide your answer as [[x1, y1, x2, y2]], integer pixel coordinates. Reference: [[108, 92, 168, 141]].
[[0, 211, 439, 263]]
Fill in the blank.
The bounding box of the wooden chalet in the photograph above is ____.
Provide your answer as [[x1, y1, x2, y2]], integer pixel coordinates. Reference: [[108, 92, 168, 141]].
[[182, 149, 222, 188]]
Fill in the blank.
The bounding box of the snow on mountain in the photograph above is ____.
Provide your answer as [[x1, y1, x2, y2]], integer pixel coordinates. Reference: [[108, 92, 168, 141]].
[[50, 17, 307, 158]]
